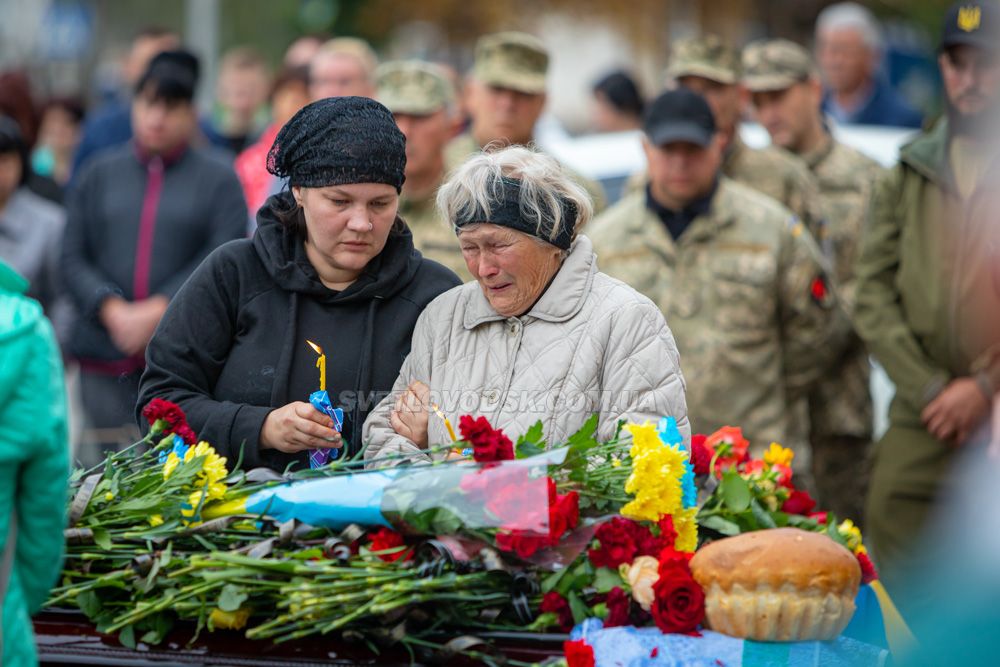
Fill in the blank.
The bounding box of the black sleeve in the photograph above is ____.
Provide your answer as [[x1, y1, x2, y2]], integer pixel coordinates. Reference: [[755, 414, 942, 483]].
[[137, 244, 271, 469], [157, 165, 250, 298], [61, 164, 124, 316]]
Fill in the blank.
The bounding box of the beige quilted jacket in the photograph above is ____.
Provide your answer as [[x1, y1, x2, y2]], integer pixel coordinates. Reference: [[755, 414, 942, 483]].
[[362, 235, 689, 466]]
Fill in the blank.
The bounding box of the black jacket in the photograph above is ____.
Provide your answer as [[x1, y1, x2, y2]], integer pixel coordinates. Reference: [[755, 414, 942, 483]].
[[62, 143, 247, 365], [136, 192, 461, 470]]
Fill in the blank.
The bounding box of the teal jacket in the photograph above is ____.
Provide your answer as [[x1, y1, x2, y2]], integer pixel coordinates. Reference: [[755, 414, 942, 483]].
[[0, 261, 69, 666]]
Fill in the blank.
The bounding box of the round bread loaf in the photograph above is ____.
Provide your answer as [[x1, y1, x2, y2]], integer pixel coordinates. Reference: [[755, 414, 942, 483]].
[[690, 528, 861, 641]]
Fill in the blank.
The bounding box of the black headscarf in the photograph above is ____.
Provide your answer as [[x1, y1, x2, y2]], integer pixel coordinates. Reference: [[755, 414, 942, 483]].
[[266, 96, 406, 192]]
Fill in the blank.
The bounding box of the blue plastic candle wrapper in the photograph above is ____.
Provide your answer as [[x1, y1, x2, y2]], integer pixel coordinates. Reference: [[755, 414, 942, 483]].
[[308, 390, 344, 468]]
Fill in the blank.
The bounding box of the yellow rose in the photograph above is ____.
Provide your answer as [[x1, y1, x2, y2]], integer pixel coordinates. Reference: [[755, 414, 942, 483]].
[[624, 555, 660, 611]]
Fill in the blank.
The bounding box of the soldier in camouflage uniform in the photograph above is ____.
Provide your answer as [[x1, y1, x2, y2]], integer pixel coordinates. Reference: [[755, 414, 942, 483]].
[[377, 60, 471, 280], [743, 38, 886, 527], [658, 35, 826, 239], [589, 88, 849, 461], [446, 31, 606, 212]]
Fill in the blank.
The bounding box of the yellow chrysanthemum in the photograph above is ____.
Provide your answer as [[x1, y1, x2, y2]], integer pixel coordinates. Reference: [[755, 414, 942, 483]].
[[620, 422, 687, 523], [148, 514, 164, 527], [162, 452, 181, 480], [210, 606, 251, 630], [763, 442, 794, 468], [838, 518, 862, 552], [673, 507, 699, 552], [104, 492, 114, 502]]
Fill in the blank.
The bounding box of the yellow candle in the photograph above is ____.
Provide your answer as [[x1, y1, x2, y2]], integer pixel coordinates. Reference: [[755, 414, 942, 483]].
[[306, 340, 326, 391], [431, 403, 458, 442]]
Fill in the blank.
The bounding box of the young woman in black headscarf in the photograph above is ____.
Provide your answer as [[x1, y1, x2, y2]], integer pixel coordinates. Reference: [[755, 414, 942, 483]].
[[137, 96, 461, 471]]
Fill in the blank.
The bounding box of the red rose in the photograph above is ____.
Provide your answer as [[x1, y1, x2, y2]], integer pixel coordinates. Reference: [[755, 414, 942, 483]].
[[604, 586, 631, 628], [368, 527, 411, 562], [540, 591, 574, 632], [563, 640, 595, 667], [857, 552, 878, 584], [657, 546, 693, 572], [690, 434, 713, 475], [142, 398, 187, 429], [554, 490, 579, 533], [808, 511, 828, 525], [650, 563, 705, 634], [459, 415, 514, 463], [704, 426, 749, 473], [588, 517, 640, 568], [782, 488, 817, 515]]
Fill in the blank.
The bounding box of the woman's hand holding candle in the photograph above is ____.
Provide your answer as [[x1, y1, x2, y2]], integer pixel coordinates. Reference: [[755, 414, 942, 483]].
[[390, 380, 430, 448], [261, 401, 343, 454]]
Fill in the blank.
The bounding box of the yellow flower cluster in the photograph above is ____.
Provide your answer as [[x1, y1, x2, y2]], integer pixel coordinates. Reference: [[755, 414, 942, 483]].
[[837, 519, 864, 554], [763, 442, 794, 468], [673, 507, 699, 552], [620, 423, 687, 523], [162, 441, 230, 520]]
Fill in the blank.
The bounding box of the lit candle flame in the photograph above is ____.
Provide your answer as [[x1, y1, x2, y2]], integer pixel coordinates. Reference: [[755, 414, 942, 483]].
[[431, 403, 458, 442], [306, 340, 326, 392], [306, 340, 323, 355]]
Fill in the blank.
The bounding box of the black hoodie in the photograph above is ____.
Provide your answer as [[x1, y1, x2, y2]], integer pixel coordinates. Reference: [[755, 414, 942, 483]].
[[136, 192, 461, 470]]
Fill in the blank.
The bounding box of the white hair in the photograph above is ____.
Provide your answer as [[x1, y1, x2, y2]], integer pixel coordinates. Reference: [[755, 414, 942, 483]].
[[816, 2, 884, 53], [436, 144, 593, 248]]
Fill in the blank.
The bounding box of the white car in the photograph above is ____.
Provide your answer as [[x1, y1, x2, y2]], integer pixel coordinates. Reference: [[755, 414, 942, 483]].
[[542, 122, 920, 440]]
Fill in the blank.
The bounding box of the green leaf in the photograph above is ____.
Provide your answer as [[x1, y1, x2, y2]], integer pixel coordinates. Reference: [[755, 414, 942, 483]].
[[787, 514, 819, 530], [720, 471, 751, 513], [515, 421, 546, 458], [541, 566, 569, 594], [592, 567, 623, 594], [77, 590, 102, 619], [749, 498, 777, 529], [92, 528, 112, 551], [773, 511, 789, 527], [697, 514, 741, 536], [567, 590, 589, 623], [119, 624, 136, 649], [218, 584, 249, 612]]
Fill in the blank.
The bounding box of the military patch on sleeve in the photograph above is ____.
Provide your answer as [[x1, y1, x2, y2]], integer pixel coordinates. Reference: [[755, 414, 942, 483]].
[[810, 274, 832, 307]]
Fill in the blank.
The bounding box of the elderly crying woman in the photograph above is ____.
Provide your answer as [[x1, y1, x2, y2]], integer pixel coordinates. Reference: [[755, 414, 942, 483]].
[[363, 145, 689, 465]]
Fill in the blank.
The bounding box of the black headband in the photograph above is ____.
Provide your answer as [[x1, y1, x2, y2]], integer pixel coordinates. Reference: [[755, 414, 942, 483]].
[[453, 177, 577, 250]]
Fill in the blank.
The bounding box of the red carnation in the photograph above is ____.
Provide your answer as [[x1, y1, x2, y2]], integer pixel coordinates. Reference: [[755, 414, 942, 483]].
[[690, 434, 713, 475], [142, 398, 187, 429], [782, 488, 817, 515], [563, 640, 595, 667], [368, 527, 411, 562], [650, 563, 705, 634], [459, 415, 514, 463], [173, 424, 197, 445], [604, 586, 631, 628], [540, 592, 574, 632], [495, 529, 550, 559], [857, 552, 878, 584], [658, 546, 693, 572], [809, 511, 828, 525]]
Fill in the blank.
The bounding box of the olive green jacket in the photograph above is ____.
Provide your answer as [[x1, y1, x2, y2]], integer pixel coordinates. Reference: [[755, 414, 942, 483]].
[[589, 178, 849, 452], [399, 193, 473, 282], [855, 118, 1000, 422]]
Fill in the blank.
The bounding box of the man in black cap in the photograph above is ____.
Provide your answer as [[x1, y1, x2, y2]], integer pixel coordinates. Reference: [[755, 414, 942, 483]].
[[590, 89, 846, 465], [62, 50, 248, 467], [855, 0, 1000, 602]]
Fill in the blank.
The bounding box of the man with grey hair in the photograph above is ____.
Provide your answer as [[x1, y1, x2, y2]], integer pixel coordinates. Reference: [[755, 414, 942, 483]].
[[816, 2, 923, 127]]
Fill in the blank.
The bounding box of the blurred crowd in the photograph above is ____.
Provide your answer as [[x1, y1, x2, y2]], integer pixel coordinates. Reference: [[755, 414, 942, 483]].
[[1, 0, 998, 641]]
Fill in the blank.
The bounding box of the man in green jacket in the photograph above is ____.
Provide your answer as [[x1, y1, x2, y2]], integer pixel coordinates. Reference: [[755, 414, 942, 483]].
[[854, 0, 1000, 601], [0, 259, 69, 666]]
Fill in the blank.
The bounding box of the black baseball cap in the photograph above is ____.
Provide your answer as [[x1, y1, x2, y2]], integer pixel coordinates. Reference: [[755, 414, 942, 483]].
[[642, 88, 716, 147], [941, 1, 999, 52]]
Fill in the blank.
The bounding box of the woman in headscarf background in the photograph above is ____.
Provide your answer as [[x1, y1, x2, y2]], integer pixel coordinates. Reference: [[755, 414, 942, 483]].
[[137, 97, 460, 471], [363, 145, 689, 466]]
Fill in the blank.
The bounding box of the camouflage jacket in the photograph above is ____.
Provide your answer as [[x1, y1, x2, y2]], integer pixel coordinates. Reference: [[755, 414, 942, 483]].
[[797, 135, 884, 439], [588, 178, 850, 452], [444, 132, 608, 213], [399, 193, 473, 282], [723, 134, 826, 242]]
